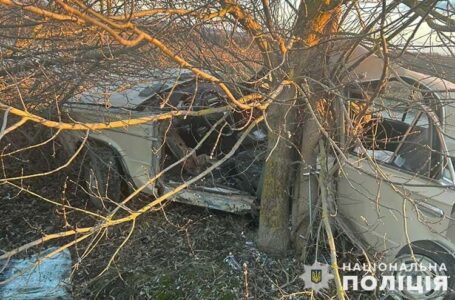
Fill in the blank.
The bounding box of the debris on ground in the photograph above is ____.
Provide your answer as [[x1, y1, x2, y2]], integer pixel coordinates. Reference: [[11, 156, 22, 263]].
[[0, 247, 72, 300]]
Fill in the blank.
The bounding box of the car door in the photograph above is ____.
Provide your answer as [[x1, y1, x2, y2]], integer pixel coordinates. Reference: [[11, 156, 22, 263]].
[[142, 80, 260, 214], [337, 80, 455, 257]]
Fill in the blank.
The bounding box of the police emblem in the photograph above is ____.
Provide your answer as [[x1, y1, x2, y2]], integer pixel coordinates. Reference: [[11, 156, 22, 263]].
[[311, 269, 322, 284], [299, 261, 334, 293]]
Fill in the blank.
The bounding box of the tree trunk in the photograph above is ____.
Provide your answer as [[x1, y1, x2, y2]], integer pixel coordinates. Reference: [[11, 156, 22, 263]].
[[257, 85, 297, 255], [258, 0, 341, 256], [289, 0, 342, 255]]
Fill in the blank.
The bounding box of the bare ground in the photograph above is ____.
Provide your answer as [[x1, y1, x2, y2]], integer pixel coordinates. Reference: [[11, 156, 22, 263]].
[[0, 150, 363, 299], [0, 174, 338, 299]]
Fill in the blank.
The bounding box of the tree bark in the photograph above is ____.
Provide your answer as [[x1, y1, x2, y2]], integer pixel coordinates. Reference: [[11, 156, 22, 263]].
[[289, 0, 342, 255], [258, 0, 342, 256], [257, 85, 297, 255]]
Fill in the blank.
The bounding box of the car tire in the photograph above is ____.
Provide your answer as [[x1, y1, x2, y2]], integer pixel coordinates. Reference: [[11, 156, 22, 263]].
[[386, 241, 455, 300], [83, 143, 123, 209]]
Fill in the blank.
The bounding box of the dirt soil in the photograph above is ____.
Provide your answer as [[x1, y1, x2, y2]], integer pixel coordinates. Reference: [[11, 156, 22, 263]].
[[0, 173, 343, 300], [0, 138, 363, 299]]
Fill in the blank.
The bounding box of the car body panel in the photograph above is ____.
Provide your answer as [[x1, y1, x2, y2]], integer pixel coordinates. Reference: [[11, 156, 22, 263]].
[[162, 182, 256, 214], [337, 156, 455, 259], [68, 69, 194, 109], [61, 104, 162, 195]]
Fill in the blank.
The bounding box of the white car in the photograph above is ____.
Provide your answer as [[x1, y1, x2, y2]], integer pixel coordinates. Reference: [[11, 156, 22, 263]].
[[60, 49, 455, 299]]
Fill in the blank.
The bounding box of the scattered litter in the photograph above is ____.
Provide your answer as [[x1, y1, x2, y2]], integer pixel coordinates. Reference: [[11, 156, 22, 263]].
[[224, 252, 241, 271], [0, 247, 72, 299]]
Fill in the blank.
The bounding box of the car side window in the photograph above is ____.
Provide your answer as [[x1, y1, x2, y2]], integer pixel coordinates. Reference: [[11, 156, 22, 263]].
[[378, 81, 426, 124], [349, 80, 444, 180]]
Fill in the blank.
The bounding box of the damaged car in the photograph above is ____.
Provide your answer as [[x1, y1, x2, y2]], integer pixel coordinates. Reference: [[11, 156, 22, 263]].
[[59, 69, 266, 214], [335, 46, 455, 299], [59, 47, 455, 299]]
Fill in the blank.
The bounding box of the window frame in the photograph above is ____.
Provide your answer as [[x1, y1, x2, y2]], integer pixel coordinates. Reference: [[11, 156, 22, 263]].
[[342, 79, 455, 186]]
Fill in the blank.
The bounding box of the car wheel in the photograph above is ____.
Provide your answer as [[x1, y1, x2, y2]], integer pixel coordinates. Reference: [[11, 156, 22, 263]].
[[84, 143, 123, 209], [385, 241, 454, 300]]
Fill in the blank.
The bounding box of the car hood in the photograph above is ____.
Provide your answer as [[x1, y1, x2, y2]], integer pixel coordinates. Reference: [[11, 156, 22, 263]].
[[64, 68, 194, 109]]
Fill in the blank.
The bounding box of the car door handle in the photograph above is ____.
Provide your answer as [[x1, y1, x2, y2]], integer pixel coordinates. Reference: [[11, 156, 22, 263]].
[[416, 202, 444, 218]]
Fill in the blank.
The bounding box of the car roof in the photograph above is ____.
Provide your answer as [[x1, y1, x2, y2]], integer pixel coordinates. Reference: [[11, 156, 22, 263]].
[[334, 44, 455, 153]]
